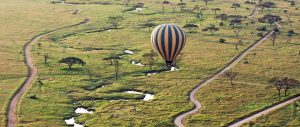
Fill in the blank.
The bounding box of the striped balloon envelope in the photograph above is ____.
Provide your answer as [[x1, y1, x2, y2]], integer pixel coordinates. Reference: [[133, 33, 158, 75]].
[[151, 24, 186, 67]]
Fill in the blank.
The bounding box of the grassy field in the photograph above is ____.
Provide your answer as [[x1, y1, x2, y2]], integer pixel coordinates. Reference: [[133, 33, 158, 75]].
[[249, 100, 300, 127], [0, 0, 82, 126], [187, 0, 300, 126], [1, 0, 299, 126]]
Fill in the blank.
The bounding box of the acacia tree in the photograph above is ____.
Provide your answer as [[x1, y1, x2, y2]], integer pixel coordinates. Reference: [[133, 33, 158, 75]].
[[103, 55, 121, 65], [216, 13, 228, 23], [258, 14, 282, 26], [268, 77, 283, 97], [43, 53, 49, 65], [142, 50, 157, 71], [269, 77, 300, 97], [108, 16, 124, 28], [233, 26, 242, 37], [58, 57, 85, 69], [287, 30, 296, 43], [223, 70, 238, 87], [211, 8, 221, 15], [202, 24, 219, 35], [142, 22, 156, 32], [203, 0, 213, 5], [228, 15, 243, 28], [271, 32, 277, 46], [231, 3, 241, 11], [258, 2, 276, 11], [114, 60, 120, 79], [183, 23, 198, 32]]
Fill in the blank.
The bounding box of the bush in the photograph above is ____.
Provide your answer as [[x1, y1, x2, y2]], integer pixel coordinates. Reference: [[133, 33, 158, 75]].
[[257, 33, 263, 37], [28, 95, 38, 99], [219, 38, 226, 43], [219, 22, 224, 26]]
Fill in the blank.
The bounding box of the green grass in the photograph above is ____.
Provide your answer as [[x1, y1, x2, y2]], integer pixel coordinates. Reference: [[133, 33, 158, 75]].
[[247, 100, 300, 127], [0, 0, 83, 126], [187, 0, 300, 126], [1, 0, 299, 126], [18, 0, 266, 126]]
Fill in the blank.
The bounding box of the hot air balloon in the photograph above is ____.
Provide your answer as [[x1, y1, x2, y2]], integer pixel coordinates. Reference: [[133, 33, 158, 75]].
[[151, 24, 186, 68]]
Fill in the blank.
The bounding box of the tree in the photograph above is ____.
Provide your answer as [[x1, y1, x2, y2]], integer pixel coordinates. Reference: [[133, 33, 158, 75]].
[[103, 55, 121, 65], [211, 8, 221, 15], [233, 26, 242, 37], [161, 4, 165, 13], [177, 2, 186, 12], [142, 22, 156, 32], [202, 24, 219, 35], [258, 2, 276, 11], [282, 77, 300, 96], [271, 32, 277, 46], [258, 14, 282, 26], [256, 26, 267, 32], [114, 60, 120, 79], [203, 0, 212, 5], [228, 15, 243, 28], [231, 3, 240, 11], [142, 50, 157, 71], [268, 77, 284, 97], [43, 53, 49, 65], [287, 30, 296, 43], [290, 1, 296, 7], [183, 23, 198, 32], [37, 43, 42, 49], [223, 70, 238, 86], [107, 16, 124, 28], [283, 9, 288, 14], [216, 13, 228, 23], [162, 0, 170, 4], [124, 0, 131, 6], [269, 77, 300, 97], [58, 57, 85, 69]]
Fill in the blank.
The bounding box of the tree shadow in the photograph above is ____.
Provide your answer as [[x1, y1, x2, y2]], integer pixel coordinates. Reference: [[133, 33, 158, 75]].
[[61, 68, 84, 72]]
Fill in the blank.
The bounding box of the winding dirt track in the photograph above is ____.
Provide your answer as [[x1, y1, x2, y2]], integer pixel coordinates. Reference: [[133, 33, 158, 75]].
[[174, 7, 281, 126], [6, 19, 89, 127]]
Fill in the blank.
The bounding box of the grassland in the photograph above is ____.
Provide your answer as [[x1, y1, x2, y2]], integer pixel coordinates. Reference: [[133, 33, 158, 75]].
[[1, 0, 299, 127], [0, 0, 82, 126], [250, 100, 300, 127], [187, 0, 300, 126]]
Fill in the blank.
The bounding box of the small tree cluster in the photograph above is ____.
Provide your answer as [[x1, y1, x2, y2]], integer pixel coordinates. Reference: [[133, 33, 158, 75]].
[[202, 24, 219, 35], [258, 2, 276, 11], [268, 77, 300, 97], [258, 14, 282, 26], [183, 23, 198, 32]]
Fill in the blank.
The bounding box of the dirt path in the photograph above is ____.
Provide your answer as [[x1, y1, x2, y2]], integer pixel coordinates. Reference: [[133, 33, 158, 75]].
[[6, 19, 89, 127], [174, 7, 280, 126]]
